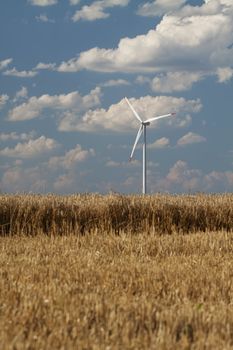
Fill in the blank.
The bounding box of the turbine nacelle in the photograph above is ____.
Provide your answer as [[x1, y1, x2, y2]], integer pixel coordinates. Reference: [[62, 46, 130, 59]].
[[142, 121, 150, 126]]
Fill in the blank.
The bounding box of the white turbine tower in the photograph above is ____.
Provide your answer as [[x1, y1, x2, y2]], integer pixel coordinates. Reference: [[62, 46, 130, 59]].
[[125, 97, 175, 195]]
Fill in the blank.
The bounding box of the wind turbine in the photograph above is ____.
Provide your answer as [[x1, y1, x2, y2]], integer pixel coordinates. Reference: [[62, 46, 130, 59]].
[[125, 97, 175, 195]]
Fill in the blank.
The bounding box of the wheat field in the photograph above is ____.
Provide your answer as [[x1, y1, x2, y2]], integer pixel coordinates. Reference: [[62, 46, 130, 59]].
[[1, 193, 232, 236], [0, 193, 233, 349]]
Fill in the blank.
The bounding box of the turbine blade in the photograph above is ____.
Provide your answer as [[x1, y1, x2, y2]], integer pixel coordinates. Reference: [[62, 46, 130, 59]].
[[145, 112, 176, 123], [125, 97, 142, 123], [130, 124, 143, 160]]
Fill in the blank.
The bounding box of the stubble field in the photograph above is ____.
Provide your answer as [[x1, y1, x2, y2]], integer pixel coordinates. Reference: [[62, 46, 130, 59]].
[[0, 193, 233, 349]]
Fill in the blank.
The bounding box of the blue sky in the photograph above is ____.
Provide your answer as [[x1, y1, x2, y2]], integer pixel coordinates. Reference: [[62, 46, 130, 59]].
[[0, 0, 232, 194]]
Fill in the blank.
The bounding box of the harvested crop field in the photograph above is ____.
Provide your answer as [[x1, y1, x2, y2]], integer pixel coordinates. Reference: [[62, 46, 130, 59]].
[[0, 194, 233, 349]]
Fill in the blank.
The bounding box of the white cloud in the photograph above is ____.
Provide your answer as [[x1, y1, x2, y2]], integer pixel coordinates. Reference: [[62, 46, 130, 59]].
[[137, 0, 187, 17], [177, 132, 206, 146], [0, 94, 9, 109], [0, 144, 95, 193], [28, 0, 57, 6], [216, 67, 233, 83], [3, 68, 38, 78], [58, 95, 202, 133], [0, 136, 59, 158], [14, 87, 28, 102], [156, 160, 202, 191], [148, 137, 170, 149], [48, 145, 95, 169], [150, 71, 204, 93], [0, 58, 13, 70], [72, 0, 130, 22], [53, 172, 76, 192], [34, 62, 56, 70], [8, 87, 102, 121], [48, 144, 95, 170], [136, 72, 204, 92], [58, 0, 233, 76], [72, 4, 109, 21], [167, 160, 191, 183], [101, 79, 130, 87], [35, 14, 55, 23], [0, 166, 46, 193], [151, 160, 233, 192], [135, 75, 151, 85], [0, 131, 36, 142], [204, 170, 233, 190], [115, 160, 207, 193]]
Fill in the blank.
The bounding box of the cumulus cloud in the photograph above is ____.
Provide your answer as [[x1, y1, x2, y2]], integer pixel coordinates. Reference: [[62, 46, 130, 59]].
[[34, 62, 56, 70], [35, 14, 55, 23], [48, 144, 95, 170], [0, 136, 59, 158], [135, 72, 204, 92], [177, 132, 206, 146], [124, 160, 205, 193], [0, 94, 9, 109], [58, 95, 202, 133], [8, 87, 102, 121], [109, 159, 232, 193], [156, 160, 203, 192], [0, 166, 46, 193], [28, 0, 57, 6], [72, 4, 109, 21], [135, 75, 151, 85], [14, 87, 28, 102], [148, 137, 170, 149], [216, 67, 233, 83], [150, 71, 204, 93], [151, 160, 233, 192], [166, 160, 201, 183], [0, 131, 36, 142], [0, 58, 13, 70], [137, 0, 187, 17], [3, 68, 38, 78], [204, 170, 233, 190], [72, 0, 130, 22], [53, 172, 76, 192], [58, 0, 233, 78], [0, 143, 95, 193]]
